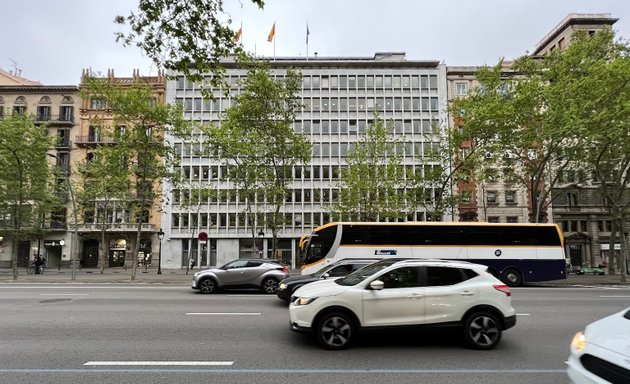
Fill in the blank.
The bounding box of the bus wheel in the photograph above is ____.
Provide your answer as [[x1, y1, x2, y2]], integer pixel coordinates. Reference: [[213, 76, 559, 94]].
[[502, 269, 522, 287]]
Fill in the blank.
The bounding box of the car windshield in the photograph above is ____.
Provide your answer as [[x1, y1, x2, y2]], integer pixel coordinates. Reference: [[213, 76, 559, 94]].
[[336, 259, 401, 286]]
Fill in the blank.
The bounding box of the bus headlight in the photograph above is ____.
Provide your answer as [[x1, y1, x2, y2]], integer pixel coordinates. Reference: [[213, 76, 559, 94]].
[[294, 297, 317, 306]]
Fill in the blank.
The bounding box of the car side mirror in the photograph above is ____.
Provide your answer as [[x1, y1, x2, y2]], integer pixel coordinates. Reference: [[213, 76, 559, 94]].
[[321, 272, 330, 279], [369, 280, 384, 290]]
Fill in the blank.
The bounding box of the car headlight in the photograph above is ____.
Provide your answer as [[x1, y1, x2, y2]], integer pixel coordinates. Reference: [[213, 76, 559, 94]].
[[571, 330, 586, 352], [279, 283, 288, 290], [293, 297, 317, 306]]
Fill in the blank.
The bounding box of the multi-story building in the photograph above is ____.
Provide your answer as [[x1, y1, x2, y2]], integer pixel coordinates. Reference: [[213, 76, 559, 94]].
[[162, 53, 448, 269], [446, 62, 533, 224], [538, 14, 624, 269], [0, 67, 79, 269], [75, 69, 166, 269], [446, 13, 623, 269]]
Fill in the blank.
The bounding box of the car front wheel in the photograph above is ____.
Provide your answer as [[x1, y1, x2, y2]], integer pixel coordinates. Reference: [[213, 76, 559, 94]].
[[463, 312, 502, 350], [316, 312, 355, 350], [198, 278, 217, 294], [262, 278, 279, 294]]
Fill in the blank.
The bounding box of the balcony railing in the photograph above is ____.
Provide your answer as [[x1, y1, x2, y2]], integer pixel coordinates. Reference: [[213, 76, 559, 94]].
[[74, 136, 116, 145], [77, 223, 156, 232], [35, 114, 75, 124]]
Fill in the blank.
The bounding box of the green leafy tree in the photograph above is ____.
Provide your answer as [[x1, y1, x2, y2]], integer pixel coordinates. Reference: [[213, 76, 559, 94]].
[[76, 139, 132, 274], [81, 77, 192, 280], [200, 61, 310, 257], [572, 29, 630, 280], [333, 113, 409, 221], [115, 0, 264, 93], [0, 115, 56, 280]]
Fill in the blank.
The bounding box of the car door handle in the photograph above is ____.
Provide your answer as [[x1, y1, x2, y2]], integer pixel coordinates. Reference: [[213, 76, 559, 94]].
[[460, 291, 475, 296]]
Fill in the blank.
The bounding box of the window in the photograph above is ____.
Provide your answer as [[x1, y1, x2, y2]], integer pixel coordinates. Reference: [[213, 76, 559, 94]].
[[505, 190, 516, 204], [379, 267, 421, 288], [426, 266, 467, 286], [567, 192, 578, 206], [90, 98, 106, 109], [488, 217, 500, 223], [37, 106, 51, 121], [455, 83, 468, 96], [60, 106, 74, 122], [486, 191, 497, 203], [506, 216, 519, 223]]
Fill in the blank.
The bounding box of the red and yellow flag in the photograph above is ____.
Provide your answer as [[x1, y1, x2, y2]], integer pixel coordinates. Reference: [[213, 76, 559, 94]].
[[267, 22, 276, 42], [233, 26, 242, 43]]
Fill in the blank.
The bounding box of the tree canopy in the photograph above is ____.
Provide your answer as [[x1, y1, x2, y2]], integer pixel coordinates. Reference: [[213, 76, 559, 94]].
[[333, 113, 410, 221], [115, 0, 264, 89]]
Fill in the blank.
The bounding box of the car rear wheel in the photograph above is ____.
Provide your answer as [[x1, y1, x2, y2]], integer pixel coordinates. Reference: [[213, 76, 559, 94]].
[[198, 278, 217, 294], [502, 268, 522, 287], [262, 278, 279, 294], [463, 312, 502, 350], [316, 312, 355, 350]]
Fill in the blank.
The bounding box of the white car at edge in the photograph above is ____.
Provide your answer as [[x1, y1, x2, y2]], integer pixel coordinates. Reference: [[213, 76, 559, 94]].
[[289, 258, 516, 350], [567, 307, 630, 384]]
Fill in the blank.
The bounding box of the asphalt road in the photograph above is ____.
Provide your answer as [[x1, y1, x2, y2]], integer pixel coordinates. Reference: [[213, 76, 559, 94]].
[[0, 283, 628, 384]]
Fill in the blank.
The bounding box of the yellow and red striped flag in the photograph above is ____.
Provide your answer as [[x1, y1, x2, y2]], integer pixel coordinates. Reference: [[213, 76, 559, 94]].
[[267, 22, 276, 42]]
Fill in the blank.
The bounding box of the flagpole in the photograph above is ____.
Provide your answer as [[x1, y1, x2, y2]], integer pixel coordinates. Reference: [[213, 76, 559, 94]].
[[306, 22, 309, 60], [273, 32, 276, 61]]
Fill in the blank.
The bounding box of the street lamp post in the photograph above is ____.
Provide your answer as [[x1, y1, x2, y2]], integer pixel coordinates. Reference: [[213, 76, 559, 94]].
[[157, 228, 164, 274], [48, 153, 77, 281]]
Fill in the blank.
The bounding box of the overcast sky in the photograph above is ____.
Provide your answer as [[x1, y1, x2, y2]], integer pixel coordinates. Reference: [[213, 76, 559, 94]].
[[3, 0, 629, 85]]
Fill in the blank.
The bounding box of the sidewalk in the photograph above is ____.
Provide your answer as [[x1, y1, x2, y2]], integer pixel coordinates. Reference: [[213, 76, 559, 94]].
[[0, 267, 304, 284], [0, 267, 627, 286]]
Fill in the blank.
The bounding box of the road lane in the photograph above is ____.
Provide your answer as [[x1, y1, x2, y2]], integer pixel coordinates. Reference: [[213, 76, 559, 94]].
[[0, 284, 628, 384]]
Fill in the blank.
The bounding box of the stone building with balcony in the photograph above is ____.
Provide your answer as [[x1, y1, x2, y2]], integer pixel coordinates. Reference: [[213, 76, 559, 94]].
[[75, 69, 167, 269], [0, 67, 79, 269]]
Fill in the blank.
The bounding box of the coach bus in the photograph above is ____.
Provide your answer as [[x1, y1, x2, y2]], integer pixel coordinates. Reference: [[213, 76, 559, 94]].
[[299, 222, 566, 286]]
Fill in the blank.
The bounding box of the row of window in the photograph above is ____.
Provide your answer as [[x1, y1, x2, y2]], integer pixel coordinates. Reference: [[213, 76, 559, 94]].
[[460, 190, 518, 204], [170, 211, 430, 230], [0, 105, 75, 121], [178, 96, 440, 114], [175, 164, 440, 182], [176, 74, 440, 92], [558, 220, 614, 233], [296, 118, 440, 135]]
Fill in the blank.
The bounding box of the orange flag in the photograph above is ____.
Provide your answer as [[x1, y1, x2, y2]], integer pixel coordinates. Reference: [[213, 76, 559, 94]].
[[267, 22, 276, 42]]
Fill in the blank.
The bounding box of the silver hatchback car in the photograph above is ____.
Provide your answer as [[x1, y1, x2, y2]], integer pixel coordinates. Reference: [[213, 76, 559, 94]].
[[192, 258, 290, 294]]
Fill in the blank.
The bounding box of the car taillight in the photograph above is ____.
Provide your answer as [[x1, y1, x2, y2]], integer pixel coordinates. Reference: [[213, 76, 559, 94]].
[[493, 284, 512, 297], [281, 266, 289, 274]]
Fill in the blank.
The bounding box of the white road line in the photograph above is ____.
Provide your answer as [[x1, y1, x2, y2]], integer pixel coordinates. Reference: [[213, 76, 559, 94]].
[[40, 293, 89, 296], [516, 313, 531, 316], [186, 312, 261, 316], [84, 361, 233, 366], [599, 295, 630, 298]]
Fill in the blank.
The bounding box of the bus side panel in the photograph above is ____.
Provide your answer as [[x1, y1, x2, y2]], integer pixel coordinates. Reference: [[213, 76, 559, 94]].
[[410, 245, 468, 260], [336, 245, 414, 259]]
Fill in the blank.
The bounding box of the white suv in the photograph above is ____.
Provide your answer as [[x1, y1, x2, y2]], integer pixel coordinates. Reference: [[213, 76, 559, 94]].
[[289, 259, 516, 350]]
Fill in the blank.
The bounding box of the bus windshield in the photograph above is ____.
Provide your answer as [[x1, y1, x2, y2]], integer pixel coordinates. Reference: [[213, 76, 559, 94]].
[[302, 225, 338, 266]]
